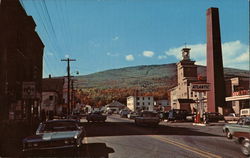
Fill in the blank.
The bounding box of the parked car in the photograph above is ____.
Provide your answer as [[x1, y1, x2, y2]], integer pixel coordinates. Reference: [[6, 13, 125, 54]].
[[223, 117, 250, 139], [186, 113, 195, 122], [158, 111, 169, 121], [234, 131, 250, 156], [86, 111, 107, 122], [240, 108, 250, 117], [202, 112, 225, 123], [22, 120, 84, 152], [120, 109, 130, 118], [168, 109, 188, 121], [127, 112, 139, 119], [224, 113, 240, 122], [67, 113, 81, 122], [135, 111, 160, 126]]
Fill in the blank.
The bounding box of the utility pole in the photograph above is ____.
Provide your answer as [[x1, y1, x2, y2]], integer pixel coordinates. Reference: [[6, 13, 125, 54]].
[[71, 79, 74, 111], [61, 58, 76, 116]]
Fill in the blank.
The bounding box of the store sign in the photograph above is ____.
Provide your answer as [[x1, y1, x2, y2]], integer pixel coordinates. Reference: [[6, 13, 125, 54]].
[[22, 82, 36, 99], [190, 83, 210, 92]]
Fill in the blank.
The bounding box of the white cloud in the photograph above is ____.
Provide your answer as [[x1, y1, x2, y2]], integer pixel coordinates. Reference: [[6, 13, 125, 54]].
[[143, 51, 154, 57], [65, 54, 70, 58], [125, 54, 134, 61], [166, 43, 206, 61], [158, 55, 167, 59], [165, 40, 249, 70], [112, 36, 119, 41]]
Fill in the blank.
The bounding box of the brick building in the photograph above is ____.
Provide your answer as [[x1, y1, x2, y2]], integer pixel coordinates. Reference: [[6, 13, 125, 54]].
[[0, 0, 44, 120]]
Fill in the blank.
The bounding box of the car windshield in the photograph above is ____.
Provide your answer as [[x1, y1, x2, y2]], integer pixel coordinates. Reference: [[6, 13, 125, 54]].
[[42, 121, 78, 132]]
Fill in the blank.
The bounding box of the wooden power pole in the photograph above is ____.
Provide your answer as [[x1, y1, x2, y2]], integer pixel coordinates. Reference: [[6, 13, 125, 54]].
[[61, 58, 76, 115]]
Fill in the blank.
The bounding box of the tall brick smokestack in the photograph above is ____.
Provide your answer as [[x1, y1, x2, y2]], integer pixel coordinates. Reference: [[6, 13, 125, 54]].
[[206, 8, 226, 112]]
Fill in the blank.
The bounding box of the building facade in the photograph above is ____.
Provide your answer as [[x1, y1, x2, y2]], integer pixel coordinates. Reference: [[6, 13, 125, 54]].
[[225, 77, 250, 115], [0, 0, 44, 121], [127, 96, 154, 112], [170, 48, 200, 113], [42, 77, 65, 116], [169, 48, 249, 114]]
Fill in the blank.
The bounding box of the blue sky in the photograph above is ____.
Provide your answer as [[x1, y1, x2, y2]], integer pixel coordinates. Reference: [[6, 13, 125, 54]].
[[20, 0, 249, 77]]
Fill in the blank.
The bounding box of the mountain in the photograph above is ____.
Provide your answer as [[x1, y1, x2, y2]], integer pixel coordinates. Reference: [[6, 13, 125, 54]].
[[75, 63, 249, 89], [74, 63, 249, 106]]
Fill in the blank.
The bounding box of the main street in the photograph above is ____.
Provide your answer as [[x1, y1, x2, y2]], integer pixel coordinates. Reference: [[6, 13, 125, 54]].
[[80, 115, 244, 158], [1, 114, 244, 158]]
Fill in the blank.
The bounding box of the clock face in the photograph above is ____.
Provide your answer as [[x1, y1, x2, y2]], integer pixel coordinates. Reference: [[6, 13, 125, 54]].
[[184, 52, 188, 56]]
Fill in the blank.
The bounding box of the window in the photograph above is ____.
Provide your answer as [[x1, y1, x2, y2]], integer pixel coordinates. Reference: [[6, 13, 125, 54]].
[[148, 97, 150, 100], [143, 97, 144, 100], [191, 92, 193, 97], [148, 102, 150, 105], [143, 102, 144, 105], [49, 96, 53, 101]]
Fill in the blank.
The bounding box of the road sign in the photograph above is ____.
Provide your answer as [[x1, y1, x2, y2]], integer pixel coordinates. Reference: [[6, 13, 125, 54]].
[[190, 83, 210, 92], [22, 82, 36, 99]]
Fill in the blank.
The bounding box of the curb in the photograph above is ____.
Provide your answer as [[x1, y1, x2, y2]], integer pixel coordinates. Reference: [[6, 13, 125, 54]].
[[192, 123, 207, 126]]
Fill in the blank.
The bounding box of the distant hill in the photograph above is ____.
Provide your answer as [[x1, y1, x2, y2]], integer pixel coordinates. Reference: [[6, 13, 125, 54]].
[[73, 63, 249, 106], [75, 63, 249, 89]]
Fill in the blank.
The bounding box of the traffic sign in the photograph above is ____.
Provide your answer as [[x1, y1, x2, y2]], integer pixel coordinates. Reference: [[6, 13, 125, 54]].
[[22, 82, 36, 99]]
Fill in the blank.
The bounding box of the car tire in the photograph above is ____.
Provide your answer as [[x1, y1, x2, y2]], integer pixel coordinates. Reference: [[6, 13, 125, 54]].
[[226, 129, 232, 139], [241, 140, 250, 156]]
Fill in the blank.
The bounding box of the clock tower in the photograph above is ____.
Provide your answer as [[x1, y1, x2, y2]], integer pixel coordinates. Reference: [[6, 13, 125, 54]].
[[177, 48, 197, 85], [182, 48, 191, 61]]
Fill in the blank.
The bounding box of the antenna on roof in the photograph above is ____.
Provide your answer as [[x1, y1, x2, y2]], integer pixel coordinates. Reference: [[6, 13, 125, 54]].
[[184, 42, 187, 48]]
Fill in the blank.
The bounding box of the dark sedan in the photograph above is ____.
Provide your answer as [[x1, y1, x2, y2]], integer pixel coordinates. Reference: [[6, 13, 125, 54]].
[[22, 120, 84, 152], [86, 111, 107, 122], [203, 112, 225, 123]]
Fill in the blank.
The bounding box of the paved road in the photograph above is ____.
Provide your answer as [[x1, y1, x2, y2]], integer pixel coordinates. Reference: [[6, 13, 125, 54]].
[[2, 115, 245, 157], [82, 115, 245, 158]]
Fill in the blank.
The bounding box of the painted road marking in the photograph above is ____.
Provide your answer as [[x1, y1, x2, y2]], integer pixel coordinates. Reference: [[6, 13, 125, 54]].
[[152, 135, 222, 158]]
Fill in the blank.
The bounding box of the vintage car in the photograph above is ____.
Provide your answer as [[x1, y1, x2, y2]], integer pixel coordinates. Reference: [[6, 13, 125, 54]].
[[134, 111, 160, 126], [120, 109, 130, 118], [223, 117, 250, 139], [168, 109, 188, 121], [22, 120, 84, 152], [158, 111, 169, 121], [234, 131, 250, 156], [127, 112, 139, 119], [86, 111, 107, 122], [202, 112, 225, 123], [224, 113, 240, 122]]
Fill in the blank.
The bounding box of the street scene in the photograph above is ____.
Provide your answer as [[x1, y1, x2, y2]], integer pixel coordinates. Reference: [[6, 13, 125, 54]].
[[0, 0, 249, 158], [0, 114, 248, 158]]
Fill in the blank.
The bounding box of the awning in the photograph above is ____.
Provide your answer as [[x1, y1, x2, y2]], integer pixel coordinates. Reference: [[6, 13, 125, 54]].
[[178, 99, 196, 103]]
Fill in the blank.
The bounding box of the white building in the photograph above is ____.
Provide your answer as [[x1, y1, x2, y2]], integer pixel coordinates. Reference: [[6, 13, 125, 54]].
[[41, 91, 62, 115], [127, 96, 154, 112], [105, 100, 126, 113]]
